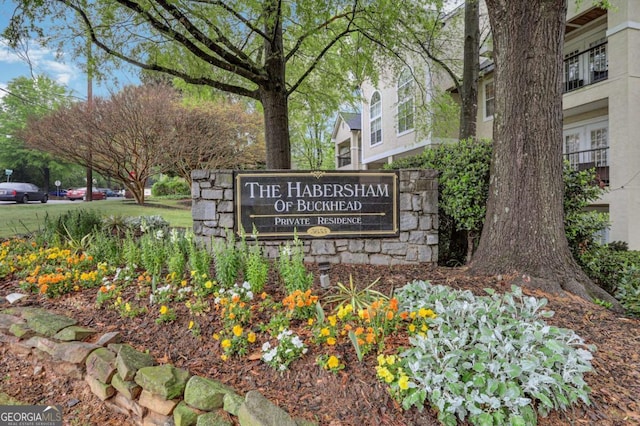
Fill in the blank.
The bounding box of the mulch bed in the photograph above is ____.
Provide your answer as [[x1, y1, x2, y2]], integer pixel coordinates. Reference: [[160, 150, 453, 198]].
[[1, 264, 639, 425]]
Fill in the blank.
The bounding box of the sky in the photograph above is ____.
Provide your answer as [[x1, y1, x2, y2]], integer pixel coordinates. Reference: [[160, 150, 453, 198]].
[[0, 3, 138, 102]]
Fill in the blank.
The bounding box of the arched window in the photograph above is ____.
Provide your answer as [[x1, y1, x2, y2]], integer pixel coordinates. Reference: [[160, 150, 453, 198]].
[[397, 68, 414, 133], [370, 91, 382, 146]]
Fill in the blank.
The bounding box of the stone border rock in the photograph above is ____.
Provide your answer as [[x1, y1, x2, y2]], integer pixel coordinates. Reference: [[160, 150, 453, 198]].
[[0, 307, 316, 426]]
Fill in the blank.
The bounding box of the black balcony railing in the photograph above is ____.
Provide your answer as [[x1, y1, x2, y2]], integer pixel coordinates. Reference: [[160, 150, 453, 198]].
[[564, 146, 609, 185], [563, 41, 608, 93], [337, 153, 351, 167]]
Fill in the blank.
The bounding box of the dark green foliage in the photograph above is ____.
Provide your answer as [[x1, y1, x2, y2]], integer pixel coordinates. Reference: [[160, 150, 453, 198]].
[[387, 139, 492, 264], [43, 209, 103, 244], [578, 247, 640, 316], [388, 140, 609, 265], [563, 166, 609, 257], [151, 176, 190, 197]]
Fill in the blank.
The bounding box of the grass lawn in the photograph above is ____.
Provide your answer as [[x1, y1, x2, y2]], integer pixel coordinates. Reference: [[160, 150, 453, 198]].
[[0, 198, 193, 238]]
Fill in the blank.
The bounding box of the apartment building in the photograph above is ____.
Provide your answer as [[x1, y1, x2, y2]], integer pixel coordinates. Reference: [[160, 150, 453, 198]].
[[333, 1, 640, 249]]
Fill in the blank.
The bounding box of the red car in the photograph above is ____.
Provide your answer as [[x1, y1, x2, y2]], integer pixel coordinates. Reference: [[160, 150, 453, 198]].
[[66, 187, 107, 201]]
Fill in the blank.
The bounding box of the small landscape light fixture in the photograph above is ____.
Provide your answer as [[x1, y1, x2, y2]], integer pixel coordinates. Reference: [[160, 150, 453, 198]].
[[318, 261, 331, 289]]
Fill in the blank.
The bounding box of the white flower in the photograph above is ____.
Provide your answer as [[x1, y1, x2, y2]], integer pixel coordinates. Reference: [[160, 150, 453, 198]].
[[242, 281, 251, 290], [291, 336, 304, 348], [262, 348, 277, 362], [279, 364, 287, 371], [261, 342, 271, 351], [281, 245, 292, 257]]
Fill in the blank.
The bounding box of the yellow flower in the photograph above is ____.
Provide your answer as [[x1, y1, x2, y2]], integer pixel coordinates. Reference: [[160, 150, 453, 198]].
[[377, 354, 386, 366], [159, 305, 169, 315], [247, 332, 256, 343], [212, 333, 220, 340], [188, 320, 194, 330], [328, 315, 337, 326], [205, 280, 213, 289], [307, 318, 314, 326], [221, 339, 231, 349], [326, 337, 336, 346], [327, 355, 340, 369], [125, 303, 131, 312], [320, 328, 330, 337], [220, 354, 228, 361], [385, 355, 396, 365], [408, 324, 416, 333], [232, 325, 243, 337], [398, 375, 410, 390]]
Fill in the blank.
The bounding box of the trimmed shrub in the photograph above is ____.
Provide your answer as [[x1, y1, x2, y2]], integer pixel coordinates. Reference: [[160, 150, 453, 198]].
[[151, 176, 190, 197]]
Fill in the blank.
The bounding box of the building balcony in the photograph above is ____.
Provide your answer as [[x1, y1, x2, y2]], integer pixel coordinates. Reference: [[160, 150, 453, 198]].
[[564, 146, 609, 185], [563, 41, 608, 93]]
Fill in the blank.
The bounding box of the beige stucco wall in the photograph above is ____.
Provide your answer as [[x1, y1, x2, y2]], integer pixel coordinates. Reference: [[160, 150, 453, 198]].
[[604, 0, 640, 247]]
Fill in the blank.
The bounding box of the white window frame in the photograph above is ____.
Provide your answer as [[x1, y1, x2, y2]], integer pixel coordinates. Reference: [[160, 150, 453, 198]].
[[483, 79, 495, 121], [396, 68, 414, 135], [370, 91, 382, 146], [562, 118, 609, 167]]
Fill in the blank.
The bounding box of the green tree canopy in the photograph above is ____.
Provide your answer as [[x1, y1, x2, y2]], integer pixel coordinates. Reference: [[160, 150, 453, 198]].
[[2, 0, 412, 169], [0, 75, 75, 188]]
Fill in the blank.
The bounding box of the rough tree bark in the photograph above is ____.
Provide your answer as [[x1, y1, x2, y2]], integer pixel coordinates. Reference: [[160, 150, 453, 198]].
[[471, 0, 620, 309], [459, 0, 479, 142]]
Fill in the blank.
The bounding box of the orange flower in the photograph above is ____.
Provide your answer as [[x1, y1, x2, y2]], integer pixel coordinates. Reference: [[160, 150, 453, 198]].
[[400, 311, 409, 320], [388, 298, 399, 311], [365, 333, 376, 344], [386, 310, 394, 321]]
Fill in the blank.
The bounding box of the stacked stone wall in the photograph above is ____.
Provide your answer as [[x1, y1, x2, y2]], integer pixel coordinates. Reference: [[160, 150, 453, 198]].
[[191, 169, 438, 265], [0, 307, 313, 426]]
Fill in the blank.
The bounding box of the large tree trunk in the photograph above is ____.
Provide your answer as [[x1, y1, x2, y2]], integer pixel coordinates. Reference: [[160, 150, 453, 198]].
[[261, 0, 291, 170], [458, 0, 479, 141], [471, 0, 620, 309], [261, 88, 291, 169]]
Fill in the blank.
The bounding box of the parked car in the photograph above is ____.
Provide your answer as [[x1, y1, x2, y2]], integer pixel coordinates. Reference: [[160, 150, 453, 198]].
[[0, 182, 48, 204], [48, 189, 68, 198], [98, 188, 122, 197], [66, 187, 107, 201]]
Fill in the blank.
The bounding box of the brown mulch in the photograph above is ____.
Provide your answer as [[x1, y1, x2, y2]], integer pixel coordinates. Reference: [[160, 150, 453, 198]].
[[1, 264, 639, 426]]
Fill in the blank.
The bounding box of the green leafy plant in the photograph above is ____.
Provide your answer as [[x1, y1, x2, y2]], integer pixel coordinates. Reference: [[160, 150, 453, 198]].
[[394, 280, 595, 426], [277, 234, 313, 293], [614, 264, 640, 317], [244, 243, 270, 293], [324, 275, 387, 311], [213, 230, 241, 287], [43, 208, 103, 245], [139, 232, 166, 279]]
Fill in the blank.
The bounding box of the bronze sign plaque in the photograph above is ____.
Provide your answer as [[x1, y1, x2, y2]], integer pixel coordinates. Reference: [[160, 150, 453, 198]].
[[234, 170, 399, 238]]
